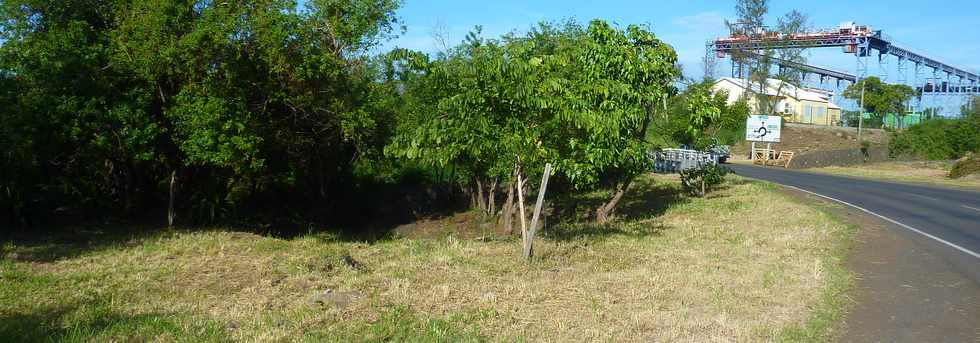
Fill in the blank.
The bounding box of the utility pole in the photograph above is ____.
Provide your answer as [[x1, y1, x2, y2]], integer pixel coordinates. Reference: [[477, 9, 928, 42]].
[[858, 80, 866, 140]]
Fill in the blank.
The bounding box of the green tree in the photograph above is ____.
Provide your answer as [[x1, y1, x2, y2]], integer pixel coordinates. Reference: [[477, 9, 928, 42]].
[[724, 0, 810, 115], [660, 80, 749, 148], [962, 95, 980, 121], [664, 82, 744, 197], [843, 76, 915, 127], [0, 0, 402, 226], [387, 20, 679, 225]]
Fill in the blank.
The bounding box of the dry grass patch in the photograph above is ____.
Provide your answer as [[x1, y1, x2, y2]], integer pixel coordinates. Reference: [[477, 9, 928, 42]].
[[809, 161, 980, 191], [1, 174, 852, 342]]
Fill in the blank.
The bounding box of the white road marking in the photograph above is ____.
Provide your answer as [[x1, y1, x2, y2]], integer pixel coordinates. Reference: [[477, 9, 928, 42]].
[[780, 184, 980, 260], [963, 205, 980, 213]]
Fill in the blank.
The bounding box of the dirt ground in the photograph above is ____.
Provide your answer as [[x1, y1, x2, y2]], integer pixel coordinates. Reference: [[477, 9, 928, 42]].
[[391, 210, 508, 240], [732, 124, 890, 157], [778, 188, 980, 343]]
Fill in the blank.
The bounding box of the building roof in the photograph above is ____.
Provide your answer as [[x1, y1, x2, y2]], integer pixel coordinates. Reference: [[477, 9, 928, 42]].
[[714, 77, 841, 109]]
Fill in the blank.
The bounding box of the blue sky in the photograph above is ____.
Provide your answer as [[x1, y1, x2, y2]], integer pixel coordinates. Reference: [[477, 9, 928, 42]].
[[382, 0, 980, 83]]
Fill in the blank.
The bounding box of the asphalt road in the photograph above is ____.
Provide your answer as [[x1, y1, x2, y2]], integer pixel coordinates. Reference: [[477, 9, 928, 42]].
[[728, 164, 980, 282]]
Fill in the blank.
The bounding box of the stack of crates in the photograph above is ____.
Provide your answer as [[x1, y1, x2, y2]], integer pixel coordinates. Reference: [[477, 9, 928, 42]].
[[651, 148, 720, 174]]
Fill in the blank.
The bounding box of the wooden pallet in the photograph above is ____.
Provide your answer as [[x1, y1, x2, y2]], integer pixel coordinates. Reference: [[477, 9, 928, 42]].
[[765, 151, 795, 168]]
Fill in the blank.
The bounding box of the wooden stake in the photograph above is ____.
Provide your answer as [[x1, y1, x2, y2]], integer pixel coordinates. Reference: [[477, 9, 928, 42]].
[[523, 163, 552, 260], [516, 170, 527, 242], [167, 170, 176, 227]]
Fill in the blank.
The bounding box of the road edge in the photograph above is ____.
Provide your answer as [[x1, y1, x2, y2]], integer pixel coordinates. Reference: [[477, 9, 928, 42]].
[[767, 182, 858, 342], [766, 181, 980, 343]]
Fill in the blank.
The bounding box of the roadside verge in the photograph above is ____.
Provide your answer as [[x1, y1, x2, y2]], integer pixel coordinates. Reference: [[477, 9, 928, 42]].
[[776, 187, 980, 342]]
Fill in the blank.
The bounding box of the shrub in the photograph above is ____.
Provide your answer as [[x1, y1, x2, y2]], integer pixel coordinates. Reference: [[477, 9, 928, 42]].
[[949, 153, 980, 179], [679, 164, 729, 197], [890, 119, 979, 159]]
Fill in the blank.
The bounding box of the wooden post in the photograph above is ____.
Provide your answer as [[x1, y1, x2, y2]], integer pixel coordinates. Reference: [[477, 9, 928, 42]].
[[516, 171, 527, 242], [167, 170, 176, 227], [523, 163, 552, 261], [488, 178, 497, 215], [766, 142, 772, 164], [858, 80, 866, 140]]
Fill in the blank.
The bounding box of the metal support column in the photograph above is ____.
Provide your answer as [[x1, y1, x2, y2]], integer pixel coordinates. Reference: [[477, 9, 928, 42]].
[[913, 63, 923, 112], [856, 41, 870, 81], [933, 69, 941, 114], [959, 74, 968, 112], [878, 51, 889, 81], [897, 57, 907, 85], [969, 79, 976, 112], [855, 39, 870, 124]]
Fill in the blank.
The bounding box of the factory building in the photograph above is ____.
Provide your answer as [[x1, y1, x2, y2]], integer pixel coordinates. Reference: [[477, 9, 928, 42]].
[[712, 77, 843, 126]]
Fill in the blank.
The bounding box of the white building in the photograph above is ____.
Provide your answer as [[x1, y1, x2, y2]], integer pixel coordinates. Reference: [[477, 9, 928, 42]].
[[711, 77, 842, 126]]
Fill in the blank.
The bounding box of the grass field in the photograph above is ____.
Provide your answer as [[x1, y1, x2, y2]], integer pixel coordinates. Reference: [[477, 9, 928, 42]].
[[0, 175, 854, 342], [808, 161, 980, 191]]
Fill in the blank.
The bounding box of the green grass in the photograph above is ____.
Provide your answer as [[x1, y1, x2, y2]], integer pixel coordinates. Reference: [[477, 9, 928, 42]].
[[0, 174, 854, 341], [808, 161, 980, 191], [775, 199, 859, 342], [300, 305, 486, 342], [0, 260, 230, 343]]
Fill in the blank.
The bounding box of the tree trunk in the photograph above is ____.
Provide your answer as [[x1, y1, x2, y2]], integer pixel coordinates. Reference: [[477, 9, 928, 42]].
[[475, 177, 486, 212], [488, 178, 497, 216], [595, 181, 630, 224], [122, 161, 135, 215], [701, 177, 706, 197], [318, 156, 326, 199], [500, 180, 515, 234]]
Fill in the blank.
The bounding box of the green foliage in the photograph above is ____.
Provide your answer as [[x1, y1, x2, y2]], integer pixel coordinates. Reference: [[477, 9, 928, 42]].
[[890, 117, 980, 160], [0, 0, 402, 225], [685, 84, 725, 149], [725, 0, 811, 115], [859, 139, 871, 158], [2, 1, 734, 228], [386, 20, 679, 206], [843, 76, 916, 116], [661, 80, 748, 148], [679, 164, 729, 197]]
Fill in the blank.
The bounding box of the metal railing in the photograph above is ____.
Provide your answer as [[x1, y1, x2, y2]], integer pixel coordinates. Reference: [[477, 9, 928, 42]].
[[651, 148, 722, 174]]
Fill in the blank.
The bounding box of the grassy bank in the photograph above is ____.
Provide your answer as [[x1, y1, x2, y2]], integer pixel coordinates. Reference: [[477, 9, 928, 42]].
[[1, 174, 853, 342], [808, 161, 980, 191]]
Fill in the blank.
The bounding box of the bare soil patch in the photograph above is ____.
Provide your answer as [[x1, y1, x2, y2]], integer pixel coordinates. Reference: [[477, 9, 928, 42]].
[[731, 124, 889, 158]]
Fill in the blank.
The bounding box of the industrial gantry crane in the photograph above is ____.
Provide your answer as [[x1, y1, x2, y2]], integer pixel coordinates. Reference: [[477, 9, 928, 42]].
[[709, 22, 979, 113]]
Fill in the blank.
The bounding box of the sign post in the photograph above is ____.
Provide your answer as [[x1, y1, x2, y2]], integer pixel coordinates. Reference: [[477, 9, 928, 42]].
[[745, 115, 782, 162]]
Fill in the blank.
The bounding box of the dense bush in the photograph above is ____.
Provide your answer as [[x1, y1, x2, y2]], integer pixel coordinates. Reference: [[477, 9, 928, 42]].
[[1, 1, 689, 230], [890, 118, 980, 160], [0, 0, 404, 227]]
